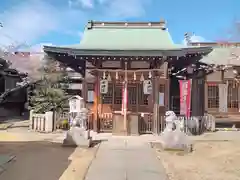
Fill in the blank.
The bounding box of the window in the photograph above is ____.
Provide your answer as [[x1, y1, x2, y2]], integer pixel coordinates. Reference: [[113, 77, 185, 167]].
[[87, 83, 94, 103], [138, 84, 148, 105], [114, 85, 122, 104], [128, 85, 137, 105], [207, 84, 219, 108], [87, 83, 94, 90]]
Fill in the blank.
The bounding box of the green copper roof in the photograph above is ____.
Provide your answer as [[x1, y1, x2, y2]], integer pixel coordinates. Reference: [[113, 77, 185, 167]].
[[200, 47, 240, 66], [62, 21, 183, 50], [44, 21, 213, 56], [80, 29, 174, 50]]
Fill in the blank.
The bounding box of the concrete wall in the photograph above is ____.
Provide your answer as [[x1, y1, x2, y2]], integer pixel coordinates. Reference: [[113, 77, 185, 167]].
[[0, 107, 21, 120]]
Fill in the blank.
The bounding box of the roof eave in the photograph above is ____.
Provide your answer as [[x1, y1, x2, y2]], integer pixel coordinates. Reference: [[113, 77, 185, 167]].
[[43, 46, 212, 57]]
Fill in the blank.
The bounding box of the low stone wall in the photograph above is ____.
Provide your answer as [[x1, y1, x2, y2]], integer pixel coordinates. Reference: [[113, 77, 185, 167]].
[[29, 110, 54, 133]]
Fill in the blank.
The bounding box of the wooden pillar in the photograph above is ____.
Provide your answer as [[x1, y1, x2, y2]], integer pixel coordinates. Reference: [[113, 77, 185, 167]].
[[191, 78, 205, 116], [122, 61, 128, 134], [165, 78, 170, 111], [93, 72, 100, 132], [238, 84, 240, 112], [164, 62, 170, 111], [191, 79, 196, 116], [153, 74, 159, 134], [201, 78, 205, 115], [82, 80, 87, 106], [204, 80, 208, 112]]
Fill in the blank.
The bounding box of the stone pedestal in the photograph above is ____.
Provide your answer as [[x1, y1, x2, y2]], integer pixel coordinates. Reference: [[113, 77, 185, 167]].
[[63, 127, 91, 147], [128, 114, 139, 135], [160, 129, 192, 152]]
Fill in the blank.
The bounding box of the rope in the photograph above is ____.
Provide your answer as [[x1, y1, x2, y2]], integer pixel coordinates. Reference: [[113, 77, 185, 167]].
[[88, 68, 164, 72]]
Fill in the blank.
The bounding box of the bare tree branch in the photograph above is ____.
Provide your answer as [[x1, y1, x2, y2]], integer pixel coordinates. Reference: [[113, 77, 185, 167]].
[[0, 22, 44, 82], [0, 48, 45, 81]]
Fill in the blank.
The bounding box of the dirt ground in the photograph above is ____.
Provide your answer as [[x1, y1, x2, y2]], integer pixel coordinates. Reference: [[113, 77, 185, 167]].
[[154, 133, 240, 180]]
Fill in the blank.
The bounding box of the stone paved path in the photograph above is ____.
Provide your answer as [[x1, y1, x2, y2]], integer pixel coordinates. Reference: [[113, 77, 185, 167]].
[[85, 137, 167, 180]]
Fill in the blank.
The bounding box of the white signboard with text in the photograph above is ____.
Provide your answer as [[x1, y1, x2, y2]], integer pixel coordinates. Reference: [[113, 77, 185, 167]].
[[69, 95, 83, 113], [100, 80, 108, 94]]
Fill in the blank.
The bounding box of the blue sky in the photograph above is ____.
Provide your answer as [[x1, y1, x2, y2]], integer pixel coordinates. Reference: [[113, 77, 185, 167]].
[[0, 0, 239, 51]]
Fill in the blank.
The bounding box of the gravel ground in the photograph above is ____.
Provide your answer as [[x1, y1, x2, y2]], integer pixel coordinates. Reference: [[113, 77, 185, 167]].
[[154, 133, 240, 180]]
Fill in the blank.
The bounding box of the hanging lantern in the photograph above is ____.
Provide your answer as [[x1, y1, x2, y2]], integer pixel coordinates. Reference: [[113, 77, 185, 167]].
[[140, 73, 145, 81], [148, 71, 152, 78], [116, 71, 119, 80], [133, 72, 136, 80], [103, 71, 106, 79], [100, 80, 108, 94], [143, 80, 152, 94], [107, 73, 111, 81]]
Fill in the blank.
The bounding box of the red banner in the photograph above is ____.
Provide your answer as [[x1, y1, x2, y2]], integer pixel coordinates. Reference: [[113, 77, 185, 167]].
[[179, 80, 192, 117]]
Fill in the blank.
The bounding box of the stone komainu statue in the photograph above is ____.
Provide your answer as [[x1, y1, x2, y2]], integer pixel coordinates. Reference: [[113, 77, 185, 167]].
[[161, 111, 192, 151], [164, 111, 177, 132]]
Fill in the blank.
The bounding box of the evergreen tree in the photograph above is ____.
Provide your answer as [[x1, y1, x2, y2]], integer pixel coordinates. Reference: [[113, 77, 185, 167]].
[[29, 55, 69, 113]]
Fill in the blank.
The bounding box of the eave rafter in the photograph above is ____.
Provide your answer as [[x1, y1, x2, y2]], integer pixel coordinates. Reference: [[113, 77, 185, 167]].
[[43, 45, 212, 57], [44, 46, 213, 80], [44, 51, 208, 65]]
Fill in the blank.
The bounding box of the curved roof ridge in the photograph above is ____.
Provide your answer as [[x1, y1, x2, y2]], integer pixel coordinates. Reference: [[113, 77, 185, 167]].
[[85, 20, 166, 30]]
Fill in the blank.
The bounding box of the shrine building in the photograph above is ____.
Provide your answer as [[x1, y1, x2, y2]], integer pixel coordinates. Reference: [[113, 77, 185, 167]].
[[43, 20, 213, 135], [191, 42, 240, 123]]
